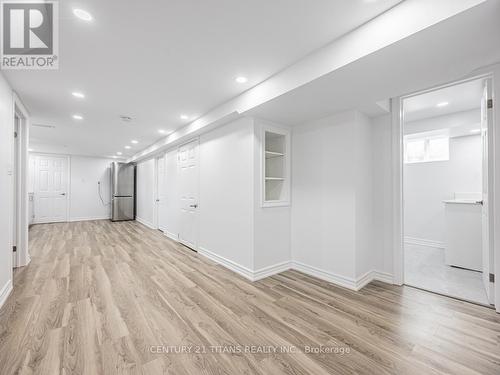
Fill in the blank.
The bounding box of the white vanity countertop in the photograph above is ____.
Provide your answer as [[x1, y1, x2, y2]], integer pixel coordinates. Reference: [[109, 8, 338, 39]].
[[443, 199, 482, 205]]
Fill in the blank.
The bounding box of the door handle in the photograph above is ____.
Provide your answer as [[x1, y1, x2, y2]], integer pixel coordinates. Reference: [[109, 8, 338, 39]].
[[60, 193, 66, 196], [189, 204, 198, 208]]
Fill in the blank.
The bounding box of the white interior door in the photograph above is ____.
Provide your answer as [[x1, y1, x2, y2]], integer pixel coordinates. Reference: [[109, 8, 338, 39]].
[[481, 79, 494, 304], [156, 154, 168, 231], [34, 155, 69, 223], [178, 140, 199, 250]]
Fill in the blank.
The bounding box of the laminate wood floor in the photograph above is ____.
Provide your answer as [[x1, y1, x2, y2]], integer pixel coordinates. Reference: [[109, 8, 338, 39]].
[[1, 220, 499, 375]]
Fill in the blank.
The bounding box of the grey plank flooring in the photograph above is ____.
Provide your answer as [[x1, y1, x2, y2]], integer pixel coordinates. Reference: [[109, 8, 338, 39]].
[[0, 220, 499, 374]]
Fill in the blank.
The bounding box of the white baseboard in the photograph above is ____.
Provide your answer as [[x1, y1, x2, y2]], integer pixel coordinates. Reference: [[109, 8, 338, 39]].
[[198, 247, 255, 281], [165, 231, 179, 242], [253, 261, 292, 281], [0, 279, 13, 310], [371, 271, 394, 284], [135, 217, 156, 230], [292, 261, 359, 290], [292, 263, 394, 291], [69, 216, 111, 222], [355, 270, 394, 290], [173, 242, 393, 290], [404, 236, 445, 249]]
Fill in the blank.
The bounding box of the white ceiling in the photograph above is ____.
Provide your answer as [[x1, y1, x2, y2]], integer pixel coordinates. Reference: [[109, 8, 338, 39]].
[[246, 0, 500, 126], [4, 0, 402, 158], [403, 79, 483, 122]]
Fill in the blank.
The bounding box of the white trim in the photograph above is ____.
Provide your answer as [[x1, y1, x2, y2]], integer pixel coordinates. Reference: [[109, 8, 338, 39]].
[[404, 236, 445, 249], [13, 93, 30, 268], [260, 121, 291, 208], [293, 263, 393, 291], [253, 261, 292, 281], [393, 71, 499, 311], [69, 216, 111, 222], [293, 261, 358, 290], [135, 216, 156, 229], [0, 280, 13, 310], [372, 271, 394, 285], [165, 231, 179, 242], [197, 245, 394, 288], [198, 246, 255, 281], [198, 246, 292, 282], [392, 96, 404, 286]]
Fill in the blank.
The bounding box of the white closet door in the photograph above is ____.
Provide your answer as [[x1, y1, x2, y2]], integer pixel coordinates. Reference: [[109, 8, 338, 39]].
[[157, 154, 168, 232], [178, 140, 199, 250], [34, 155, 69, 223]]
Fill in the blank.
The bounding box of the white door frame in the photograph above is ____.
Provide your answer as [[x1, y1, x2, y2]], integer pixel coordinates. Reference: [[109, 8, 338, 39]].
[[31, 153, 71, 224], [392, 71, 500, 311], [13, 93, 30, 267]]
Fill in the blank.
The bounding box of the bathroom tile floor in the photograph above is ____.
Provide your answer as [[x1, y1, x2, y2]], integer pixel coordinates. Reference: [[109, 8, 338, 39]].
[[404, 243, 490, 305]]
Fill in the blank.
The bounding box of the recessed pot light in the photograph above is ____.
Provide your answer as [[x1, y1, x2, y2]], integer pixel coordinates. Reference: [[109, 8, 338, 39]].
[[116, 152, 122, 155], [158, 129, 167, 134], [125, 145, 131, 149], [72, 114, 83, 120], [72, 91, 85, 99], [180, 114, 189, 120], [73, 9, 93, 22], [436, 102, 449, 108], [28, 148, 34, 152], [235, 76, 248, 84], [131, 140, 138, 144]]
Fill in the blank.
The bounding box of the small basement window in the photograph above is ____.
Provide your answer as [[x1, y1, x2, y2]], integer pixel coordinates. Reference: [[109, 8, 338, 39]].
[[404, 135, 449, 164]]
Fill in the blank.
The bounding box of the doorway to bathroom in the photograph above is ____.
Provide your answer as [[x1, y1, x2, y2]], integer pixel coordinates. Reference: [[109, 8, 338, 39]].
[[401, 77, 494, 306]]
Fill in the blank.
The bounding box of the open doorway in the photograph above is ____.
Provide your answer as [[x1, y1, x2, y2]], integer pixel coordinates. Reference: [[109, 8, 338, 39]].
[[402, 78, 494, 306]]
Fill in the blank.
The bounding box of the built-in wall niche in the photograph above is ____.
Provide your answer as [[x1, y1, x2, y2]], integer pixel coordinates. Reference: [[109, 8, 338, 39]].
[[262, 127, 290, 207]]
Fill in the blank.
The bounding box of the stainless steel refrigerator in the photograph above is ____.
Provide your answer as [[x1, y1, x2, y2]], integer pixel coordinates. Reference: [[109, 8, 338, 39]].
[[111, 162, 136, 221]]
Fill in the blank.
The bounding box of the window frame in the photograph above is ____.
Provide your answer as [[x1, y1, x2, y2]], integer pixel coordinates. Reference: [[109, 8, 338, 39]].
[[403, 135, 450, 164]]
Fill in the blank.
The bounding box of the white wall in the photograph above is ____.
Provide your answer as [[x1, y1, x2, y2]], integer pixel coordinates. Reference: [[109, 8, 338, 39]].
[[199, 117, 255, 270], [404, 134, 482, 244], [29, 154, 114, 222], [371, 114, 394, 276], [136, 158, 156, 228], [355, 113, 375, 277], [155, 117, 291, 278], [145, 112, 390, 286], [69, 156, 113, 221], [292, 111, 356, 279], [0, 73, 13, 307], [253, 120, 291, 272], [291, 111, 378, 285]]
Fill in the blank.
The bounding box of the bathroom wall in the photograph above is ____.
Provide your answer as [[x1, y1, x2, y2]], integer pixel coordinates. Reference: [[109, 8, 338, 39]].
[[404, 114, 482, 245]]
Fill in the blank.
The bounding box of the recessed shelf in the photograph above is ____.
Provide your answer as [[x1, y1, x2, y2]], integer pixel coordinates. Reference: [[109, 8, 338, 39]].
[[263, 128, 289, 204]]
